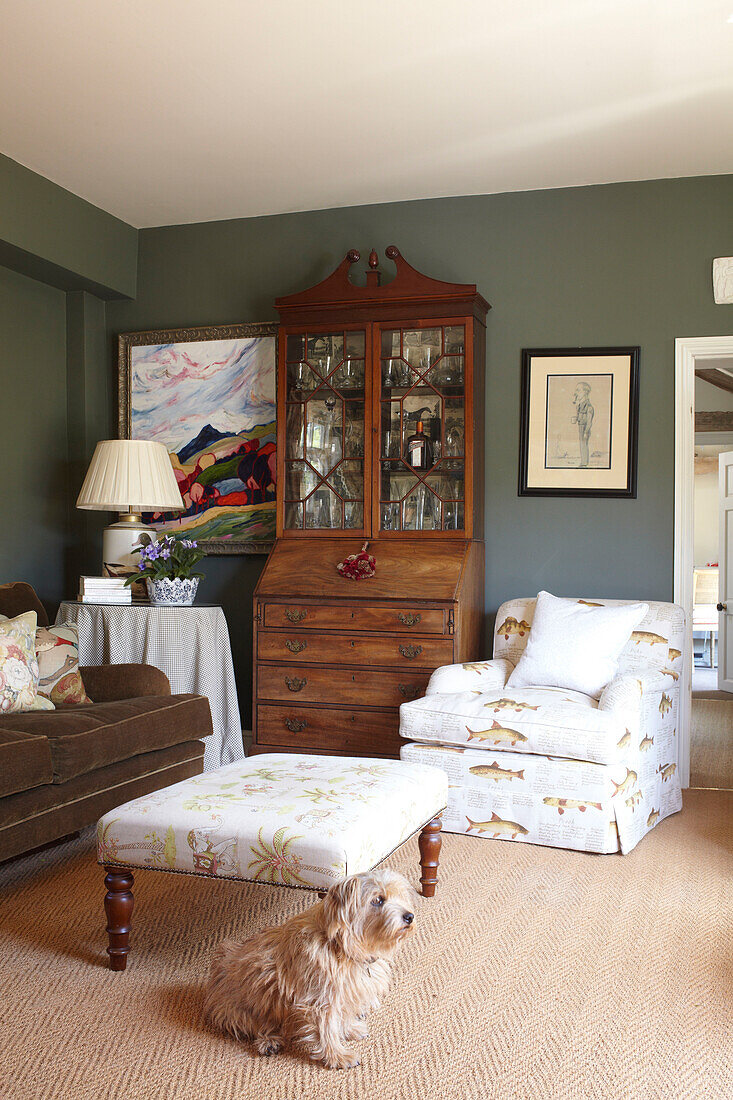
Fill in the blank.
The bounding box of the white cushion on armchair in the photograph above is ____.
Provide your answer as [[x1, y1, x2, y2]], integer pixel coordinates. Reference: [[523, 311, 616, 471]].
[[400, 684, 630, 765], [506, 591, 649, 698]]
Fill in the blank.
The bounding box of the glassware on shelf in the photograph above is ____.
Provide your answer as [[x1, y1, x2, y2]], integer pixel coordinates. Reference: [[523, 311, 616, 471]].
[[382, 428, 401, 460], [445, 419, 464, 457], [383, 358, 398, 389], [445, 326, 465, 355], [442, 479, 461, 530], [404, 484, 438, 531], [381, 329, 400, 358], [403, 331, 420, 369], [283, 322, 472, 535], [337, 356, 364, 390], [295, 361, 311, 390], [437, 356, 464, 386], [343, 411, 364, 458], [305, 489, 337, 529], [344, 501, 363, 529], [284, 501, 302, 529], [381, 502, 400, 531], [444, 498, 464, 531]]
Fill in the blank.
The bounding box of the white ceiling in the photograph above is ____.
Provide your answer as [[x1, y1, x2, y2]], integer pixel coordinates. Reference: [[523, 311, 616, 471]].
[[2, 0, 732, 228]]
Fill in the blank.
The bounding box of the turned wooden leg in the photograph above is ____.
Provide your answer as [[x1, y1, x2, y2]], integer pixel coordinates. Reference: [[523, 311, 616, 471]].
[[104, 866, 134, 971], [418, 815, 442, 897]]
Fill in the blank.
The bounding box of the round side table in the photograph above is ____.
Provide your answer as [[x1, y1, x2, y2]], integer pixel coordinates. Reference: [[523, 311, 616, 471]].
[[56, 601, 243, 769]]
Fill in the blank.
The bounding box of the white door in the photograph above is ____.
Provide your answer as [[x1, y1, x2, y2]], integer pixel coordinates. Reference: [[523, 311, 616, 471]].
[[718, 451, 733, 691]]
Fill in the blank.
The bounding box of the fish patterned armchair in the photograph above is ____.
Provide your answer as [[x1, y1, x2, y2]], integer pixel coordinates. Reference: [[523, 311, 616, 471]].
[[399, 597, 684, 854]]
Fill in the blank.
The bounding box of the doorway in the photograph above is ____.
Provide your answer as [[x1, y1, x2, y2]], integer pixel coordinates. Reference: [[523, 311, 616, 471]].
[[674, 336, 733, 790]]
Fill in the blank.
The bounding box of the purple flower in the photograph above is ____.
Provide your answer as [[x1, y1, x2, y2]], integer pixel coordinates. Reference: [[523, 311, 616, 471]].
[[159, 547, 171, 559]]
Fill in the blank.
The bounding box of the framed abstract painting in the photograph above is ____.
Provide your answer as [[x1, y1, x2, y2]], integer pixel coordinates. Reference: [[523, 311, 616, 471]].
[[519, 346, 639, 498], [118, 322, 278, 553]]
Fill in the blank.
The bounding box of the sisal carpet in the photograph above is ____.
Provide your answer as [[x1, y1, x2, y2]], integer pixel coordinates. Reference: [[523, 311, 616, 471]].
[[690, 698, 733, 789], [1, 790, 732, 1100]]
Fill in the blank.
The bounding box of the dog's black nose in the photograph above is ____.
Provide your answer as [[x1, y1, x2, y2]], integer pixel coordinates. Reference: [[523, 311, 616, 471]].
[[403, 911, 414, 925]]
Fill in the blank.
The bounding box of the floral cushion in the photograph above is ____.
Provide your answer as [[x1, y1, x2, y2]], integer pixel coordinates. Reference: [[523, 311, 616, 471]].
[[97, 754, 448, 889], [0, 612, 54, 714], [35, 624, 91, 706]]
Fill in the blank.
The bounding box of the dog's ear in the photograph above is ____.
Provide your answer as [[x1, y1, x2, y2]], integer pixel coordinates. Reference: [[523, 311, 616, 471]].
[[323, 875, 364, 943]]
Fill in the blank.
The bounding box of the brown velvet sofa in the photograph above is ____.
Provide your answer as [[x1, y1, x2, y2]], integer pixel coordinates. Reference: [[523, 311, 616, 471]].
[[0, 582, 211, 863]]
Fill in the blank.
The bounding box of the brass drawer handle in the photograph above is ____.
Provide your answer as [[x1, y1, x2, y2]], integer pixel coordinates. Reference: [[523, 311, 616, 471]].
[[285, 676, 308, 692], [399, 644, 423, 660], [285, 717, 307, 732], [398, 612, 421, 627], [398, 683, 422, 700], [285, 608, 307, 623], [285, 639, 307, 654]]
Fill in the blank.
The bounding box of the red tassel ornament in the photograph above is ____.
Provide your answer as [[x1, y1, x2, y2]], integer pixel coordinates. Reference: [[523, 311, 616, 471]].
[[336, 542, 376, 580]]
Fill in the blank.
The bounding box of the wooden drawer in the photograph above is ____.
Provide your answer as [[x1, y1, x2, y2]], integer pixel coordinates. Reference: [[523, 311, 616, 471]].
[[261, 602, 446, 634], [256, 704, 401, 756], [257, 630, 453, 669], [256, 664, 430, 707]]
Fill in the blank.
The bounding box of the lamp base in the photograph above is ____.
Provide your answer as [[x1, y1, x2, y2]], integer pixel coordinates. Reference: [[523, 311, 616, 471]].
[[102, 515, 155, 578]]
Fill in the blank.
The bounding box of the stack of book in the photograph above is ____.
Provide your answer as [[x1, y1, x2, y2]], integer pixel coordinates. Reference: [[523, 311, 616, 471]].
[[78, 576, 132, 604]]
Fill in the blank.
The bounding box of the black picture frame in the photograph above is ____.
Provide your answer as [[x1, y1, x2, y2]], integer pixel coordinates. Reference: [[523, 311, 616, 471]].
[[519, 346, 639, 498]]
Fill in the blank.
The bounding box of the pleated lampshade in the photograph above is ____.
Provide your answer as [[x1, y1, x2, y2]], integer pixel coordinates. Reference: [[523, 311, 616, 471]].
[[76, 439, 184, 512]]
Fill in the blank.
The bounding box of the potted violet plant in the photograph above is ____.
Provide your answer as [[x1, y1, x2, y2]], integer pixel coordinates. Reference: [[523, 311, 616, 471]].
[[127, 534, 206, 606]]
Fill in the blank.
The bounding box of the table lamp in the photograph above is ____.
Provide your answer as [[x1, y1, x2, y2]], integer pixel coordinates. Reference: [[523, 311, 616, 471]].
[[76, 439, 185, 574]]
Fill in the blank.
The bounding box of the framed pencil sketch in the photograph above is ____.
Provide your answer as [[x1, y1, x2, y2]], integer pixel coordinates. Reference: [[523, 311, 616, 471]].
[[519, 347, 639, 498], [118, 322, 278, 553]]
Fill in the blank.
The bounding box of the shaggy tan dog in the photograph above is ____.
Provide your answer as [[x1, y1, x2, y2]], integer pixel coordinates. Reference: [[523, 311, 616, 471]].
[[204, 868, 416, 1069]]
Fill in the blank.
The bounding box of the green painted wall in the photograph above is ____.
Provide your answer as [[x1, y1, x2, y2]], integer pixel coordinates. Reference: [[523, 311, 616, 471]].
[[0, 264, 70, 607], [0, 156, 138, 614], [101, 175, 732, 723], [0, 153, 137, 299]]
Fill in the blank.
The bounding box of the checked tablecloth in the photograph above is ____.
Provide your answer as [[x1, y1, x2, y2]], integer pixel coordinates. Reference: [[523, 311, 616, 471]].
[[56, 602, 243, 769]]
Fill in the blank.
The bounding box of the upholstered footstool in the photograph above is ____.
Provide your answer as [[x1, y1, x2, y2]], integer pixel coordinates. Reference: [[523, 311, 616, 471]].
[[96, 753, 447, 970]]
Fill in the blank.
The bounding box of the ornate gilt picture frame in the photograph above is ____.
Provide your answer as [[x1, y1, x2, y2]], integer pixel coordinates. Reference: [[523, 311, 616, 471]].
[[118, 322, 278, 553]]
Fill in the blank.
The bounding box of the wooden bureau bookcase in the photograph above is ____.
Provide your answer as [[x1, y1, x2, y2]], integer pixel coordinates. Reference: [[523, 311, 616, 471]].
[[252, 246, 489, 758]]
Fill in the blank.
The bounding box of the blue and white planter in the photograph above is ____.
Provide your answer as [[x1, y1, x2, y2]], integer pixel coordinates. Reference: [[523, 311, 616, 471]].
[[146, 577, 200, 606]]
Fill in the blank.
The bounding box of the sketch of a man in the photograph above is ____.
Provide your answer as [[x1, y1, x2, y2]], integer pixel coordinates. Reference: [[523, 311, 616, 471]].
[[571, 381, 594, 467]]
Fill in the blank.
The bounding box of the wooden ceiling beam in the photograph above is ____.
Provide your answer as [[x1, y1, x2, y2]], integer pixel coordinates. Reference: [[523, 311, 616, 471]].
[[695, 411, 733, 432], [695, 367, 733, 395]]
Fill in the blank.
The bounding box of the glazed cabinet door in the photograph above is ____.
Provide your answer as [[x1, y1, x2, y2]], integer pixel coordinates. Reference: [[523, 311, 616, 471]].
[[279, 325, 372, 535], [375, 320, 472, 538]]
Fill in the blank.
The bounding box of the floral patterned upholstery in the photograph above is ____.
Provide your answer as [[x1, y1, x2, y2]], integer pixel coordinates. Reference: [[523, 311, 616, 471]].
[[399, 597, 684, 854], [97, 754, 447, 889]]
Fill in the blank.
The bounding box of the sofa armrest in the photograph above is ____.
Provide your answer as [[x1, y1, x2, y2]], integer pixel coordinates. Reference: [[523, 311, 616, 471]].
[[426, 657, 513, 696], [80, 663, 172, 702]]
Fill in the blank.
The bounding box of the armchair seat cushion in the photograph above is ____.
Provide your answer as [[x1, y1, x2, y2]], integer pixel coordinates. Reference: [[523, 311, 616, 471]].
[[0, 694, 213, 783], [400, 686, 629, 765]]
